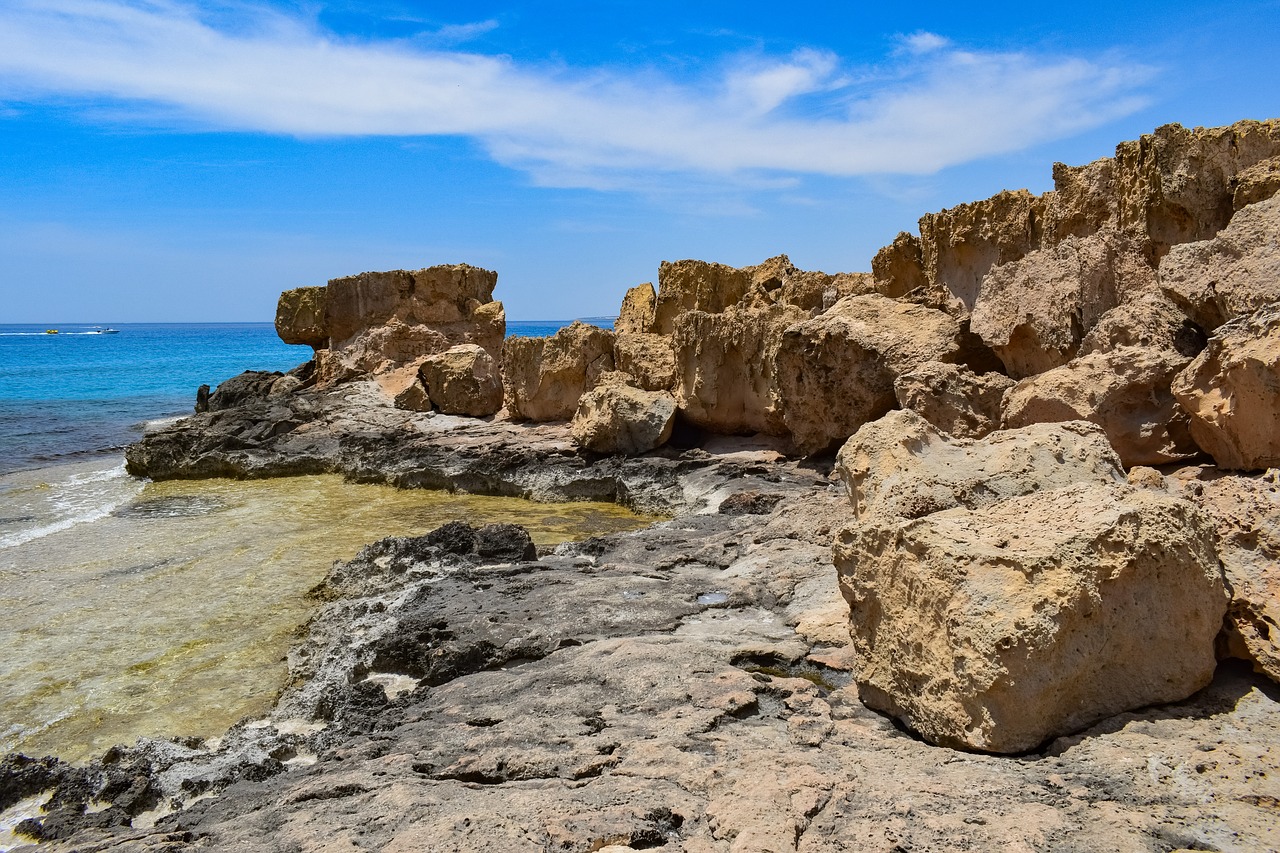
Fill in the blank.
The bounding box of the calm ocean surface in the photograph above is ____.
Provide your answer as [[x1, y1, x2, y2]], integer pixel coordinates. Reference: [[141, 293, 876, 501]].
[[0, 319, 602, 474]]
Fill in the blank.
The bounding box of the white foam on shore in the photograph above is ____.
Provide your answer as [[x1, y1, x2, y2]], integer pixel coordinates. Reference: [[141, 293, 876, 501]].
[[0, 791, 53, 852], [0, 461, 142, 550]]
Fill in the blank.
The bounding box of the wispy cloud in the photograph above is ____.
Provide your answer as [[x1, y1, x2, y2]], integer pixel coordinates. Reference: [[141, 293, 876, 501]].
[[0, 2, 1153, 188]]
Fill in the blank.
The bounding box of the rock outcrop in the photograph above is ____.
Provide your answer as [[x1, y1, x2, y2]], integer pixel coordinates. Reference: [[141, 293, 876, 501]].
[[502, 321, 616, 422], [834, 482, 1227, 753], [274, 286, 329, 349], [612, 332, 675, 392], [275, 265, 505, 386], [775, 296, 961, 453], [570, 375, 677, 454], [892, 362, 1015, 439], [419, 344, 504, 417], [1001, 346, 1199, 467], [1159, 194, 1280, 332], [1172, 302, 1280, 470]]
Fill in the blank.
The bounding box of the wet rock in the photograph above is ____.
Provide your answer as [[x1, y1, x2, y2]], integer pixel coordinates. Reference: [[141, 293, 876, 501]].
[[207, 370, 286, 411], [893, 361, 1014, 439], [1172, 302, 1280, 470], [1002, 346, 1199, 467], [1159, 194, 1280, 331], [570, 376, 676, 455], [419, 344, 503, 417], [835, 410, 1123, 522], [775, 295, 961, 454], [274, 285, 329, 349], [503, 321, 616, 422], [835, 482, 1227, 752]]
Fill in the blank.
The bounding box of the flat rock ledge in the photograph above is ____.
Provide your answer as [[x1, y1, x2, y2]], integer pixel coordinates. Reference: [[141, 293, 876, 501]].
[[4, 387, 1280, 852]]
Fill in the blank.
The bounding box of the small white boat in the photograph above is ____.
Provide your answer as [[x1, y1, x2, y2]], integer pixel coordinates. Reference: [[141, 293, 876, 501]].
[[88, 327, 120, 334]]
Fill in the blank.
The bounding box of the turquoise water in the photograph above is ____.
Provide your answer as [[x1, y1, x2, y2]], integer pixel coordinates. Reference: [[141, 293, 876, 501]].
[[0, 319, 610, 474]]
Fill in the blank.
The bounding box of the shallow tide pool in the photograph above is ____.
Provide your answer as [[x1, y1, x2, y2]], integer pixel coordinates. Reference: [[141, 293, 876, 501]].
[[0, 461, 660, 762]]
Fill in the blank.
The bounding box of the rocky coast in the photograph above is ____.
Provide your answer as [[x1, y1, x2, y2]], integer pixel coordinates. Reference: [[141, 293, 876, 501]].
[[4, 119, 1280, 852]]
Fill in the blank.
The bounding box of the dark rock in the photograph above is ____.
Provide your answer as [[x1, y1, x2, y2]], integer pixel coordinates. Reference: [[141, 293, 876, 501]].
[[474, 523, 537, 561], [718, 490, 785, 515]]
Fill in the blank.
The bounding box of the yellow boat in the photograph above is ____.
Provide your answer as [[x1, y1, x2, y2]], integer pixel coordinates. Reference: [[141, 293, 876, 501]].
[[45, 329, 58, 334]]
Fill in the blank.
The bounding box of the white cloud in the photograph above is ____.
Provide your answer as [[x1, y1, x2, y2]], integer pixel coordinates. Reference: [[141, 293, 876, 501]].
[[0, 1, 1153, 188]]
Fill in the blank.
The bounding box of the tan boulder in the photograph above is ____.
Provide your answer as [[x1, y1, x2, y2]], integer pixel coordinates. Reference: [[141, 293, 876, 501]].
[[614, 282, 657, 335], [1167, 469, 1280, 683], [652, 260, 753, 335], [970, 231, 1155, 378], [671, 303, 806, 436], [1233, 156, 1280, 211], [1171, 303, 1280, 470], [1079, 290, 1206, 358], [871, 232, 927, 299], [392, 378, 432, 412], [502, 322, 616, 422], [1159, 194, 1280, 331], [834, 482, 1227, 752], [835, 410, 1123, 522], [892, 362, 1015, 439], [570, 376, 677, 454], [1002, 346, 1199, 467], [612, 333, 675, 392], [418, 344, 503, 417], [275, 286, 329, 349], [775, 296, 961, 454]]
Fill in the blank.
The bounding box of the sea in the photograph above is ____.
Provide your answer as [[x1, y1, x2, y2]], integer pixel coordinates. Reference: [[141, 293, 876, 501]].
[[0, 318, 637, 779]]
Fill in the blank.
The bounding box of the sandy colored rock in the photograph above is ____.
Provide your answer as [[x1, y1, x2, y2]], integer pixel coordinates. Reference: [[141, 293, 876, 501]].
[[571, 376, 676, 454], [305, 264, 505, 381], [1168, 469, 1280, 682], [892, 362, 1014, 439], [1002, 346, 1199, 467], [775, 296, 960, 454], [916, 189, 1047, 316], [672, 303, 806, 436], [418, 344, 503, 417], [1159, 194, 1280, 331], [1233, 156, 1280, 210], [503, 322, 616, 422], [835, 410, 1123, 522], [1079, 290, 1207, 358], [971, 231, 1155, 378], [392, 377, 432, 412], [615, 282, 657, 335], [1171, 303, 1280, 470], [835, 482, 1227, 752], [612, 332, 675, 392], [652, 260, 753, 335], [274, 286, 329, 349], [871, 232, 926, 298]]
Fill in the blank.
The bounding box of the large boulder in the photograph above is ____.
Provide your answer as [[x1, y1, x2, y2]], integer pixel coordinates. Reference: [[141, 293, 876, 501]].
[[970, 231, 1155, 378], [1166, 469, 1280, 684], [275, 286, 329, 349], [612, 333, 676, 392], [502, 322, 616, 422], [892, 362, 1015, 439], [835, 410, 1124, 522], [834, 482, 1227, 752], [1001, 346, 1199, 467], [1159, 194, 1280, 332], [1171, 303, 1280, 470], [672, 303, 806, 436], [775, 296, 960, 454], [1078, 291, 1207, 358], [418, 344, 503, 417], [570, 375, 677, 455]]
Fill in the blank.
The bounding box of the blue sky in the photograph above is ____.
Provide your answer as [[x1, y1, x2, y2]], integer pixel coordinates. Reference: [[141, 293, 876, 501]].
[[1, 1, 1277, 322]]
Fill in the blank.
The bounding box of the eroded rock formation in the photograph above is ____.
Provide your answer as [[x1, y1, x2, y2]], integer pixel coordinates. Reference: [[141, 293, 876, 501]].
[[503, 321, 616, 422]]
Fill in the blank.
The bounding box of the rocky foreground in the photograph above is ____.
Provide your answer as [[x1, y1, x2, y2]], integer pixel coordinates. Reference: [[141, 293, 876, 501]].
[[4, 118, 1280, 851], [2, 391, 1277, 852]]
